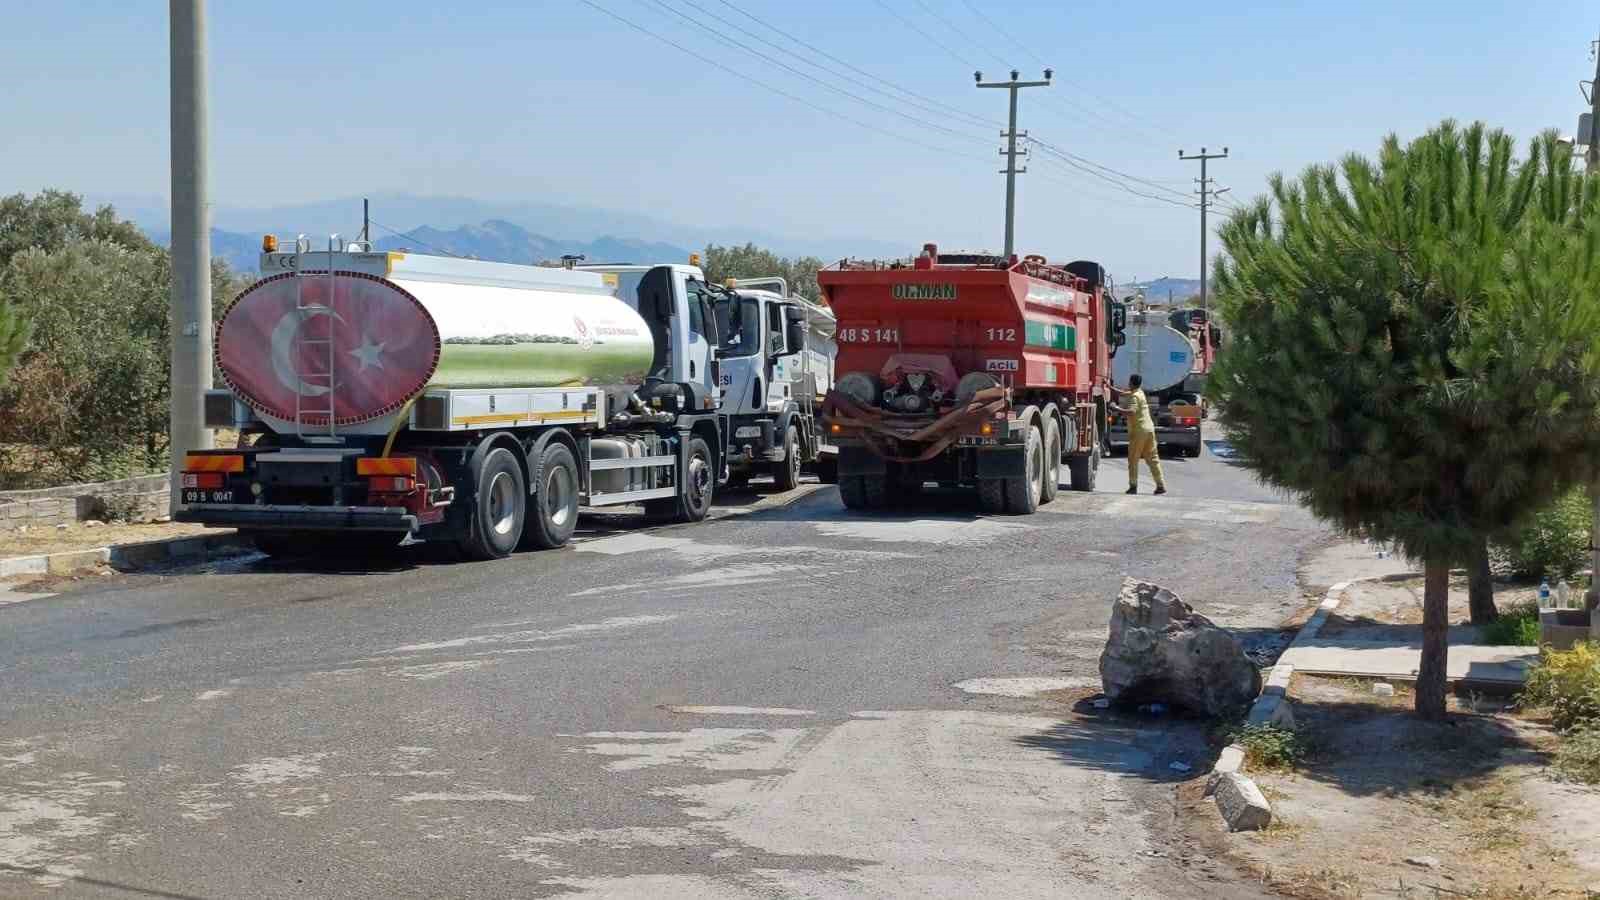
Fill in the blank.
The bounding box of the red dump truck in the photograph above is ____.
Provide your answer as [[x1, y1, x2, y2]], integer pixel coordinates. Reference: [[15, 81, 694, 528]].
[[818, 244, 1125, 514]]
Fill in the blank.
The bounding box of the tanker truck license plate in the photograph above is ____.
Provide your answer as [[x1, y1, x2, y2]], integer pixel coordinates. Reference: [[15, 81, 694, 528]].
[[182, 489, 234, 504]]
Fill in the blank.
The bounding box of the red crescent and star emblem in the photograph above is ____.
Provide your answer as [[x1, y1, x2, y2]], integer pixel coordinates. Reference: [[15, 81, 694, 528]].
[[215, 271, 441, 426]]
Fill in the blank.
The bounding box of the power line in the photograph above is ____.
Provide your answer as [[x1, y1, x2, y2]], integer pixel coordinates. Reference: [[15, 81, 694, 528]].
[[578, 0, 994, 165], [1028, 136, 1194, 201], [1028, 140, 1199, 209], [637, 0, 994, 144], [951, 0, 1170, 143], [368, 219, 464, 258], [869, 0, 982, 70], [706, 0, 1001, 131], [910, 0, 1011, 65]]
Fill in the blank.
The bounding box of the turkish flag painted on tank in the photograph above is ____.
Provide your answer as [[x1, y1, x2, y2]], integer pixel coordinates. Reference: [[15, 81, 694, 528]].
[[216, 272, 441, 426]]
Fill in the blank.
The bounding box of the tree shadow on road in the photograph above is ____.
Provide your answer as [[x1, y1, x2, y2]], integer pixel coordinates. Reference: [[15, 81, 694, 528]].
[[1014, 705, 1222, 785]]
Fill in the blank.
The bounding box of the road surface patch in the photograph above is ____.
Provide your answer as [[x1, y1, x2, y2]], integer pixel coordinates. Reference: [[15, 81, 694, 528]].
[[665, 706, 817, 717], [386, 613, 676, 654]]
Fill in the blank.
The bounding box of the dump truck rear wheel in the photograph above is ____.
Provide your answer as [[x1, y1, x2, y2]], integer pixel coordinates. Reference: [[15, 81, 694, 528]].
[[1003, 425, 1043, 515]]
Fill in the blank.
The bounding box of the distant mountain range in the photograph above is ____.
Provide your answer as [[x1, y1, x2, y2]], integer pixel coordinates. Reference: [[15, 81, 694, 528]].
[[105, 191, 910, 270], [143, 220, 694, 274]]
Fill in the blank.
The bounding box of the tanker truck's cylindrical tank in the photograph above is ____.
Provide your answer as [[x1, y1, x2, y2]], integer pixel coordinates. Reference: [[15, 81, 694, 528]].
[[215, 270, 655, 426], [1111, 314, 1195, 393]]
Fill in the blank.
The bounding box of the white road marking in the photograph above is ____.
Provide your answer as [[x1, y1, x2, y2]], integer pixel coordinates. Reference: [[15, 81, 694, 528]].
[[952, 676, 1098, 697], [665, 706, 817, 717], [812, 517, 1028, 545], [229, 754, 327, 787], [194, 689, 233, 701], [568, 728, 808, 773], [385, 660, 492, 680], [176, 786, 232, 823], [387, 614, 675, 654], [396, 791, 539, 803]]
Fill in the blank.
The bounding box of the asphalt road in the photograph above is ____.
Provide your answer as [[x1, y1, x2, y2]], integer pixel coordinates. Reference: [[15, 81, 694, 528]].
[[0, 439, 1328, 898]]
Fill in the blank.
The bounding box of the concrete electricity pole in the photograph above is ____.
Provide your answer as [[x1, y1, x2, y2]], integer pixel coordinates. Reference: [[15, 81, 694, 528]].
[[168, 0, 213, 512], [1581, 30, 1600, 604], [977, 69, 1051, 258], [1180, 147, 1228, 312]]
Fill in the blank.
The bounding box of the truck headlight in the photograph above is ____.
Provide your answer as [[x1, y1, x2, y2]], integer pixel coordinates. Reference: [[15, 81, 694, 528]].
[[734, 425, 762, 439]]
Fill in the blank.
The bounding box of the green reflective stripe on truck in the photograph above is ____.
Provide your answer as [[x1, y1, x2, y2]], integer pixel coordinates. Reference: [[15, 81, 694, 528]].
[[1024, 321, 1076, 351]]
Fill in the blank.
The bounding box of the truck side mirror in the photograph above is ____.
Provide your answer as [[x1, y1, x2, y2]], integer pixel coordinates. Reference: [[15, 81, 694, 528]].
[[783, 306, 805, 355], [1114, 332, 1127, 347], [1112, 301, 1128, 332]]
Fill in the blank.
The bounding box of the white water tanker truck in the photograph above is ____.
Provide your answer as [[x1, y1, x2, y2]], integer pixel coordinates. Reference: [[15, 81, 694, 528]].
[[176, 236, 725, 559], [1106, 309, 1204, 458]]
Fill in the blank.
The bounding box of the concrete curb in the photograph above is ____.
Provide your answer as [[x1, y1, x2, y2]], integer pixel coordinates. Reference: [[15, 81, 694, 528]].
[[0, 531, 251, 579], [1205, 568, 1430, 830]]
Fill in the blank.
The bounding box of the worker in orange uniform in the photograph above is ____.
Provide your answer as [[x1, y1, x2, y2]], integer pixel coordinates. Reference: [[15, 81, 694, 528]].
[[1106, 374, 1166, 495]]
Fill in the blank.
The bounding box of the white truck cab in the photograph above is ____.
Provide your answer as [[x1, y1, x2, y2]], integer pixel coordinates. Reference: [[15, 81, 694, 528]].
[[713, 279, 838, 488]]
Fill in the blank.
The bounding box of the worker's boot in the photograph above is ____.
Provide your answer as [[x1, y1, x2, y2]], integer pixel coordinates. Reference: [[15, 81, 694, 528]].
[[1154, 486, 1168, 495], [1126, 486, 1137, 495]]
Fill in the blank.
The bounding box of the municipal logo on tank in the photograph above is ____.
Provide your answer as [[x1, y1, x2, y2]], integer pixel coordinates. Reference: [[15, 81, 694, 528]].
[[892, 283, 958, 300]]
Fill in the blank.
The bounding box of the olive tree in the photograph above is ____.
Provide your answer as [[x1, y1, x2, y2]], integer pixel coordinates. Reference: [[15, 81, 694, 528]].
[[1211, 122, 1600, 717]]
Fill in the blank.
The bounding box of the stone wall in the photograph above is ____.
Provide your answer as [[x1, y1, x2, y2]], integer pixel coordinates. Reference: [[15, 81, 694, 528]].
[[0, 474, 169, 530]]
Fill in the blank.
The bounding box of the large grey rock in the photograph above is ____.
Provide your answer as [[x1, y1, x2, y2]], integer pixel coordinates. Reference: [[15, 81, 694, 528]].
[[1213, 772, 1273, 831], [1098, 578, 1262, 717]]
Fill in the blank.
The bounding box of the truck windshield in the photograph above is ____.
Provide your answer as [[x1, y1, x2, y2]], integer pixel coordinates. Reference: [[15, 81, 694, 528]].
[[714, 296, 762, 358]]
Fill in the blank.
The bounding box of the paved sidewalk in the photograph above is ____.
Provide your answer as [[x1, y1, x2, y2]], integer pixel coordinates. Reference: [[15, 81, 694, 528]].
[[1286, 640, 1536, 686]]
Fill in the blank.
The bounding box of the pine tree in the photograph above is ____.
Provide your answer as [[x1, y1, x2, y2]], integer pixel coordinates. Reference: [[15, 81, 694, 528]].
[[1212, 122, 1600, 718]]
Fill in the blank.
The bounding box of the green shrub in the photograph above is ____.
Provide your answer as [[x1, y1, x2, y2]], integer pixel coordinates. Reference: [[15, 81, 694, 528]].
[[1520, 643, 1600, 732], [1553, 724, 1600, 784], [1229, 723, 1305, 770], [1492, 488, 1592, 580], [1482, 600, 1541, 646]]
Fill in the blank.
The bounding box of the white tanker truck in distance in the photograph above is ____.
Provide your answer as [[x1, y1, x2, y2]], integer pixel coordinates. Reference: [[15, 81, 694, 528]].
[[1107, 309, 1206, 458], [177, 237, 725, 559]]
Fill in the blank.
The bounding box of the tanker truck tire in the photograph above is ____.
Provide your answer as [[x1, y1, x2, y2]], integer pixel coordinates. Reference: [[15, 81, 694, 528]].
[[1039, 416, 1061, 505], [459, 447, 525, 561], [646, 435, 714, 524], [520, 443, 579, 550], [1068, 424, 1100, 492], [977, 478, 1006, 514], [1003, 424, 1043, 515], [773, 425, 802, 492]]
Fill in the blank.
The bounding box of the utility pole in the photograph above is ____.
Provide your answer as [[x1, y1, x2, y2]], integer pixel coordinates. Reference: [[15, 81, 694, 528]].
[[977, 69, 1052, 258], [1180, 147, 1229, 313], [168, 0, 212, 513], [363, 197, 371, 244]]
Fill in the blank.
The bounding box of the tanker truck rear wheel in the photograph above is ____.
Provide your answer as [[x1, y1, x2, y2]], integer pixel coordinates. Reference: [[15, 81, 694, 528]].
[[1003, 424, 1043, 515], [839, 474, 890, 511], [520, 443, 579, 550], [646, 435, 714, 523], [459, 447, 525, 561], [1068, 424, 1100, 492], [1039, 415, 1061, 505]]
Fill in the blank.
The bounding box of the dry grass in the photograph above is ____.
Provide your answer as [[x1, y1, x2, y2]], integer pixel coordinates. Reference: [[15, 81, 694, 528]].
[[0, 520, 224, 559]]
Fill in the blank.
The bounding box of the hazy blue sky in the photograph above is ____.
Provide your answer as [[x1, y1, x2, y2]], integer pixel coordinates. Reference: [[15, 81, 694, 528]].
[[2, 1, 1595, 277]]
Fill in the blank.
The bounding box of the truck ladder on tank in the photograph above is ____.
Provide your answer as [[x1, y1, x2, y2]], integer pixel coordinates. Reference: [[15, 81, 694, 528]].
[[291, 235, 341, 440]]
